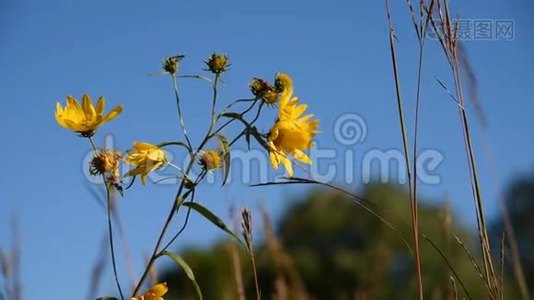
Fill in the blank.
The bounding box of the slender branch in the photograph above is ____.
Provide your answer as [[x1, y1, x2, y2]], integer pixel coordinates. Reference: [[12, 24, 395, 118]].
[[172, 75, 193, 153], [385, 1, 424, 298], [105, 182, 125, 300], [160, 170, 205, 252], [88, 136, 124, 300], [212, 100, 259, 137], [133, 73, 222, 296]]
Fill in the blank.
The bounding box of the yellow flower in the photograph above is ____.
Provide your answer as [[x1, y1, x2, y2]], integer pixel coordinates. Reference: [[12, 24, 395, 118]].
[[89, 150, 123, 184], [124, 142, 167, 185], [268, 73, 319, 176], [199, 150, 222, 170], [131, 282, 168, 300], [55, 94, 123, 137]]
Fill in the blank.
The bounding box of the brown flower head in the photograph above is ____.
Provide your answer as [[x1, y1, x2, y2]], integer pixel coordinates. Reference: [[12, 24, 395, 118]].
[[162, 55, 184, 75], [89, 150, 123, 183], [249, 77, 278, 104], [205, 53, 230, 74], [198, 150, 222, 170]]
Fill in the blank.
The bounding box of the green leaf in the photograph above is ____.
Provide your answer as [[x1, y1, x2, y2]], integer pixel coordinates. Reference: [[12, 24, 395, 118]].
[[113, 184, 124, 197], [157, 141, 192, 153], [250, 127, 269, 149], [215, 134, 231, 186], [221, 112, 241, 119], [159, 251, 203, 300], [245, 127, 252, 150], [182, 202, 247, 249]]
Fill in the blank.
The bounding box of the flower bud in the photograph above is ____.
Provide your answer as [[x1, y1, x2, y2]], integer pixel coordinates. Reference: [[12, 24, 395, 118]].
[[205, 53, 229, 74]]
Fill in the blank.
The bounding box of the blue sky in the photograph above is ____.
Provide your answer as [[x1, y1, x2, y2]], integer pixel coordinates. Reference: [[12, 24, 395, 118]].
[[1, 0, 533, 298]]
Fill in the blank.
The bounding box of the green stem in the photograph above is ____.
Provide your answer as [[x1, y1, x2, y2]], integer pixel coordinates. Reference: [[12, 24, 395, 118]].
[[212, 100, 259, 138], [385, 1, 424, 299], [132, 74, 221, 297], [172, 75, 193, 153], [210, 75, 220, 127], [87, 136, 124, 300]]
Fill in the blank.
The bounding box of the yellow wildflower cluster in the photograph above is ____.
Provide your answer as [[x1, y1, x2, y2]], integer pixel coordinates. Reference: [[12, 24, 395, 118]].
[[54, 55, 319, 300]]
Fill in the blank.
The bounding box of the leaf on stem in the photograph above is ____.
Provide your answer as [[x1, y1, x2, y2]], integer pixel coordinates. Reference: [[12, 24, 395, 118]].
[[159, 251, 203, 300], [215, 134, 231, 186], [182, 202, 247, 249]]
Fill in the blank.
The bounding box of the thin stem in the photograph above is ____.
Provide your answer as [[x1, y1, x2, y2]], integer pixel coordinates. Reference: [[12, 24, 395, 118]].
[[88, 136, 98, 153], [160, 171, 205, 252], [250, 251, 261, 300], [451, 59, 497, 296], [105, 182, 125, 300], [87, 136, 125, 300], [160, 103, 265, 253], [172, 75, 193, 153], [228, 102, 265, 146], [212, 100, 258, 138], [220, 98, 255, 116], [210, 75, 220, 127], [385, 1, 424, 298], [133, 73, 222, 296]]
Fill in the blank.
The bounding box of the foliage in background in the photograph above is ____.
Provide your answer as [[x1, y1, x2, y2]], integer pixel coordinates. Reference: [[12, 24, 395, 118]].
[[160, 184, 528, 299]]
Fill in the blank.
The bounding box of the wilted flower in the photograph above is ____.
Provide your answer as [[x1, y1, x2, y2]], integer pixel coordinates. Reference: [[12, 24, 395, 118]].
[[124, 142, 167, 184], [205, 53, 230, 74], [268, 73, 319, 176], [131, 282, 168, 300], [249, 77, 278, 104], [162, 55, 184, 75], [55, 94, 123, 137], [89, 150, 122, 184], [198, 150, 222, 170]]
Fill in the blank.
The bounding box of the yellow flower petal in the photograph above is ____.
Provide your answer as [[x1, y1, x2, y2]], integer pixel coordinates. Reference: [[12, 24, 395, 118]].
[[96, 96, 105, 115], [132, 282, 168, 300], [102, 105, 123, 123], [82, 94, 96, 121], [293, 149, 312, 164]]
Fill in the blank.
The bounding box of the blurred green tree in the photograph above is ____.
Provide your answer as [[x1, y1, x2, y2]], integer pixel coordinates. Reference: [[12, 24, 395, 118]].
[[159, 184, 495, 299], [490, 172, 534, 298]]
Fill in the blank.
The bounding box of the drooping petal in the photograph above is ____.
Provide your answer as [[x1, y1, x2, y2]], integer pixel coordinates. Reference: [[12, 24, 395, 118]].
[[279, 154, 293, 176], [102, 105, 124, 123], [269, 151, 280, 170], [292, 149, 312, 164]]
